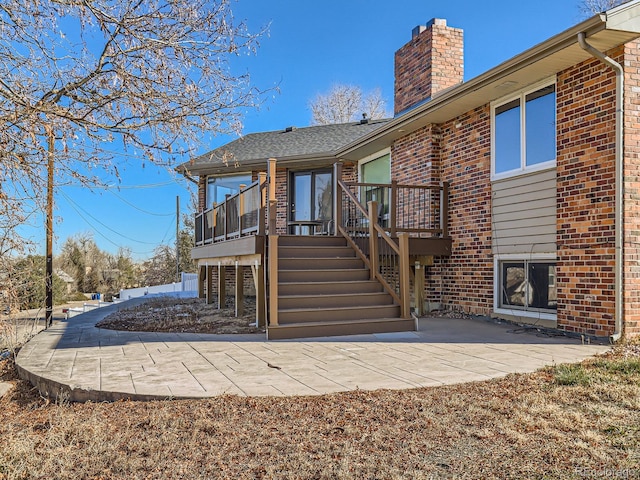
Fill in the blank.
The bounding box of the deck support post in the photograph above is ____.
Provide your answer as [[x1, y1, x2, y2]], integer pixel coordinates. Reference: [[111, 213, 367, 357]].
[[398, 233, 411, 319], [217, 263, 226, 309], [252, 260, 266, 327], [198, 264, 206, 299], [235, 262, 244, 317], [205, 265, 214, 304], [413, 261, 425, 316]]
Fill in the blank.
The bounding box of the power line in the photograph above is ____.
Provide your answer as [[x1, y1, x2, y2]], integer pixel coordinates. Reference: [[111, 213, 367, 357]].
[[58, 190, 175, 252], [106, 189, 174, 216]]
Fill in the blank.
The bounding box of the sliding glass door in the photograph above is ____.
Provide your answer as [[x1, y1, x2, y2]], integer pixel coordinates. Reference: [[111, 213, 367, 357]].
[[289, 170, 332, 234]]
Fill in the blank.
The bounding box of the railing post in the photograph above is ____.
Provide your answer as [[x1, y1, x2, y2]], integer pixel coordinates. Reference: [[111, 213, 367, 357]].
[[398, 232, 411, 319], [268, 235, 279, 326], [224, 194, 230, 241], [258, 172, 267, 236], [440, 181, 449, 237], [368, 201, 378, 281], [211, 203, 217, 243], [333, 162, 342, 236], [268, 158, 277, 234], [238, 183, 246, 236], [390, 180, 398, 238], [266, 158, 279, 329]]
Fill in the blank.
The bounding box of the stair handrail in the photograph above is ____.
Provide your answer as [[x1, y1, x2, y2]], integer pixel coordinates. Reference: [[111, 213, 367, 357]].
[[336, 177, 410, 318]]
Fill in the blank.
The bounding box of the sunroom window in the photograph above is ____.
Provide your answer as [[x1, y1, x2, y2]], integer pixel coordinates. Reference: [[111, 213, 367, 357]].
[[492, 81, 556, 179], [206, 173, 251, 207]]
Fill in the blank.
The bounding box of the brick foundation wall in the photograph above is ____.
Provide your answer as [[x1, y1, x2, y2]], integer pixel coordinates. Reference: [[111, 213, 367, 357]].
[[199, 265, 257, 300]]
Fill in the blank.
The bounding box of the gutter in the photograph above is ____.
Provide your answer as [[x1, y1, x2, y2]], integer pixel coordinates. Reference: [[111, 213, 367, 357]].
[[577, 32, 624, 343]]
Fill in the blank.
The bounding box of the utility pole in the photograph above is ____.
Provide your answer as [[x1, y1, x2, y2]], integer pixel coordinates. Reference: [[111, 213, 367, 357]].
[[45, 125, 54, 328], [176, 195, 180, 283]]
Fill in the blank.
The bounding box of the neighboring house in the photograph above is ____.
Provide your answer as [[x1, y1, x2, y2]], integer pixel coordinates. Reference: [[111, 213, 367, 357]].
[[180, 1, 640, 340], [54, 269, 75, 295]]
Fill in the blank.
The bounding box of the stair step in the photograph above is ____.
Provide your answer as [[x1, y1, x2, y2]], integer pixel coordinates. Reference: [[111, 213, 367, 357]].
[[278, 245, 356, 258], [278, 280, 383, 296], [278, 236, 346, 247], [267, 317, 416, 340], [278, 304, 401, 324], [279, 257, 364, 270], [278, 292, 394, 309], [278, 268, 370, 283]]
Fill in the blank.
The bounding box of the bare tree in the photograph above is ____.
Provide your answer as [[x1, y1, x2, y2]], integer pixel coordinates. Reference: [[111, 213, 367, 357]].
[[310, 84, 390, 125], [0, 0, 267, 316], [580, 0, 630, 14]]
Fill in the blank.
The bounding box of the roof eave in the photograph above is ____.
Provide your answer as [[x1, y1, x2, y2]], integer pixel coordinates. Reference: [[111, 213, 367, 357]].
[[178, 151, 342, 177], [339, 8, 640, 160]]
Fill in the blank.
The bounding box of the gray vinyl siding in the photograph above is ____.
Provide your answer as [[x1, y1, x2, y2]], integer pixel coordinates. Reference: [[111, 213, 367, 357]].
[[491, 169, 557, 255]]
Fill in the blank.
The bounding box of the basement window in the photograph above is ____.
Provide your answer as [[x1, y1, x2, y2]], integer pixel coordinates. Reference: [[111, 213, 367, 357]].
[[492, 79, 556, 180], [498, 260, 557, 314]]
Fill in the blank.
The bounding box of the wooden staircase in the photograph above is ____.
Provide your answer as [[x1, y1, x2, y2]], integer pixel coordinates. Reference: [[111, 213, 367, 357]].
[[267, 236, 416, 340]]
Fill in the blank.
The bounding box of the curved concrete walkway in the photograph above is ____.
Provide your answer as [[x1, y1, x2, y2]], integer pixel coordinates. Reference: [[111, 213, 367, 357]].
[[16, 298, 611, 402]]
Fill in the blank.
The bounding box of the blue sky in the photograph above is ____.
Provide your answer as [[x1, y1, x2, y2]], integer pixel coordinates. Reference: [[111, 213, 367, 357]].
[[26, 0, 590, 261]]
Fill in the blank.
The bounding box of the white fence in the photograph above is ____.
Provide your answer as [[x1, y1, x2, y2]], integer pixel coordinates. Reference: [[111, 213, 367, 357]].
[[65, 273, 199, 319], [117, 273, 198, 301]]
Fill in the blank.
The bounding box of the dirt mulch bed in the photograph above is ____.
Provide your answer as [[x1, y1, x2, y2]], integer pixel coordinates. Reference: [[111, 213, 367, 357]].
[[96, 297, 264, 335]]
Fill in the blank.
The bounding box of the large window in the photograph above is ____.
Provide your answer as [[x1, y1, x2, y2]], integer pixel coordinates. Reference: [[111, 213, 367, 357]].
[[492, 80, 556, 179], [359, 152, 391, 222], [206, 173, 251, 207], [498, 260, 557, 314], [361, 153, 390, 184]]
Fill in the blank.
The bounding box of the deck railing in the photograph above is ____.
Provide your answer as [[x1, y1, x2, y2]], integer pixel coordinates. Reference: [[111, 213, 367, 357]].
[[194, 174, 267, 246], [333, 162, 449, 318], [338, 180, 449, 238]]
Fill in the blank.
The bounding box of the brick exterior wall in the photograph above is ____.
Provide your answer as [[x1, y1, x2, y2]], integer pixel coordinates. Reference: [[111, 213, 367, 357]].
[[198, 176, 206, 212], [624, 39, 640, 337], [391, 107, 493, 315], [391, 125, 441, 185], [389, 39, 639, 338], [438, 107, 493, 315], [556, 51, 618, 337], [394, 19, 463, 115]]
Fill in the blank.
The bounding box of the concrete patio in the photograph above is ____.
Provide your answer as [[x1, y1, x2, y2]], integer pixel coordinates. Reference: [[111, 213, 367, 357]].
[[15, 298, 611, 402]]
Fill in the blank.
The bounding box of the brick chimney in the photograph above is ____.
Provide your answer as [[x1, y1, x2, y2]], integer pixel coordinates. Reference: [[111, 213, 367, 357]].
[[394, 18, 464, 115]]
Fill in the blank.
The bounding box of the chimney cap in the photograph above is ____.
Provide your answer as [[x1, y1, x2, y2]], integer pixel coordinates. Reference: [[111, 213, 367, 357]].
[[426, 18, 447, 28], [412, 19, 447, 38]]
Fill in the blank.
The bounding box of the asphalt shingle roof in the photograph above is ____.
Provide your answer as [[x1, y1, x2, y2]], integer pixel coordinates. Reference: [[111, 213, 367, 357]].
[[182, 119, 390, 174]]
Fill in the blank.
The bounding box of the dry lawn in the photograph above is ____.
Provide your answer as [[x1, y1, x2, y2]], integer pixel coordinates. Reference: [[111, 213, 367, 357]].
[[1, 344, 639, 479], [2, 299, 639, 478]]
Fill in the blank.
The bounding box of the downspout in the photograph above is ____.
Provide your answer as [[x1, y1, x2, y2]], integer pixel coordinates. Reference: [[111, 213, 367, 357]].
[[577, 32, 624, 343]]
